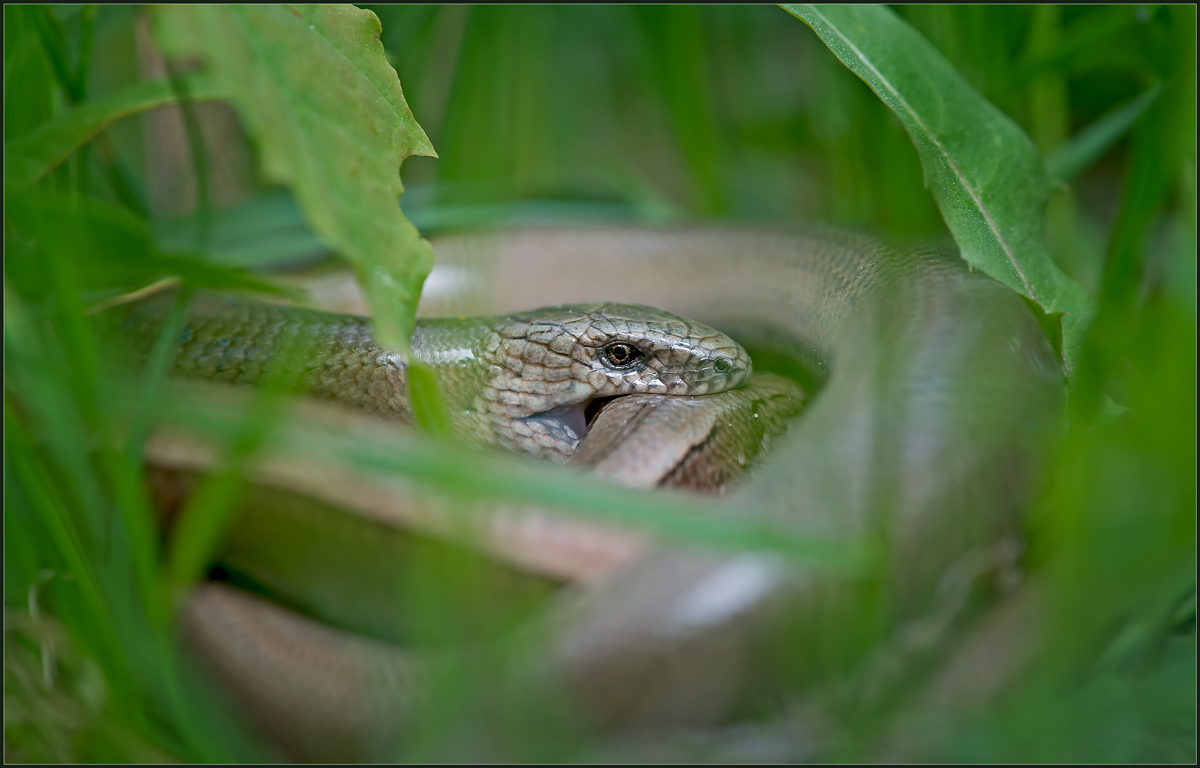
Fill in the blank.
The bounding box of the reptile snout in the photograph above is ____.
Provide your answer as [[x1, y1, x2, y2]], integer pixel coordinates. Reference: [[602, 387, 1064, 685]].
[[485, 303, 753, 461], [572, 304, 752, 397], [630, 341, 751, 396], [686, 354, 752, 394]]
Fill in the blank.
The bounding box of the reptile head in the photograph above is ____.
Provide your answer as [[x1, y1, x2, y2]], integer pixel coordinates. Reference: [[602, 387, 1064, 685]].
[[484, 303, 752, 461]]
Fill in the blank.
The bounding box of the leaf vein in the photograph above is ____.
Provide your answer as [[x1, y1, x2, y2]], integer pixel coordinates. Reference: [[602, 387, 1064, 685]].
[[803, 5, 1039, 301]]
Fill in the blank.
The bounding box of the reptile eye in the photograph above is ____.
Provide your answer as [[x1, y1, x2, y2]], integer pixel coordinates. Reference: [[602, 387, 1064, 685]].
[[713, 358, 733, 374], [602, 342, 642, 369]]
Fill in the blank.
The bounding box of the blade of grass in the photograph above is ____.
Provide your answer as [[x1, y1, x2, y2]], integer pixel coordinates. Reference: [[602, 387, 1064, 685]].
[[1047, 84, 1163, 184], [6, 193, 291, 305], [73, 5, 97, 197], [407, 362, 453, 438], [5, 74, 222, 191], [137, 381, 872, 572], [1072, 6, 1196, 423], [161, 320, 335, 603], [27, 5, 78, 103], [4, 289, 109, 549], [4, 6, 60, 142], [104, 291, 195, 623], [164, 63, 211, 251], [633, 6, 725, 215], [22, 4, 153, 216], [783, 4, 1095, 376]]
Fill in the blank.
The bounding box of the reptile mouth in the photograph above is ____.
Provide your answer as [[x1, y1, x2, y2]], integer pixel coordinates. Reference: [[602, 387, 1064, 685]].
[[526, 402, 590, 447], [584, 396, 618, 429], [526, 397, 619, 453]]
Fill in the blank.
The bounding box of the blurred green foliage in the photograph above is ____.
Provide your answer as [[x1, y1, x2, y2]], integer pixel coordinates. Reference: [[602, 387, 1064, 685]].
[[4, 4, 1195, 762]]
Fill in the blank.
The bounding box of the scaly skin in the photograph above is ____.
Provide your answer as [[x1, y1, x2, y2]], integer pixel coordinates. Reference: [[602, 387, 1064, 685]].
[[173, 373, 809, 762], [120, 292, 751, 462], [443, 227, 1062, 729], [160, 226, 1063, 760]]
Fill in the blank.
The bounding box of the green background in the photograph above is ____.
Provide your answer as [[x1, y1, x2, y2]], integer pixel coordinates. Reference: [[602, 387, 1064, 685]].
[[4, 4, 1195, 762]]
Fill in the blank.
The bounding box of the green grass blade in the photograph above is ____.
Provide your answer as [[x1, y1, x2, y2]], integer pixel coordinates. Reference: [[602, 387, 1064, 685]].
[[783, 4, 1095, 376], [26, 5, 77, 103], [140, 382, 871, 573], [6, 193, 290, 303], [4, 6, 59, 143], [164, 63, 212, 250], [407, 361, 453, 438], [632, 6, 725, 215], [4, 75, 222, 191], [1047, 84, 1162, 184]]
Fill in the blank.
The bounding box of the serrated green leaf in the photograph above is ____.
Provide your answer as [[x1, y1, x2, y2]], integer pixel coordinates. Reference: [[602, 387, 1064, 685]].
[[783, 4, 1096, 376], [4, 75, 222, 191], [150, 4, 437, 354]]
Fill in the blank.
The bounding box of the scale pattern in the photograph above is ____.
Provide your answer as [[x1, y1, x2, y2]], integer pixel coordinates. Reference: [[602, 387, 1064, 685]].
[[120, 292, 752, 462]]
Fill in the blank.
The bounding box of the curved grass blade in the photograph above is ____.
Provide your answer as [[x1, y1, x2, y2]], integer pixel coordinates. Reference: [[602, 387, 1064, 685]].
[[5, 193, 289, 304], [783, 4, 1095, 375], [4, 75, 222, 191], [1047, 84, 1163, 184], [132, 381, 870, 573]]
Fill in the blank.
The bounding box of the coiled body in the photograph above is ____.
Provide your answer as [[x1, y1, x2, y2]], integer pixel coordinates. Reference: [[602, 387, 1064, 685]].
[[167, 227, 1063, 758], [421, 227, 1063, 725]]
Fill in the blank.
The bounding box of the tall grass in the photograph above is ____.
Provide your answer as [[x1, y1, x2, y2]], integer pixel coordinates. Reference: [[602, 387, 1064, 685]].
[[5, 4, 1195, 762]]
